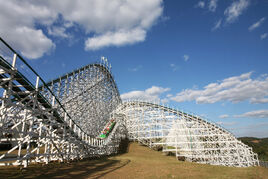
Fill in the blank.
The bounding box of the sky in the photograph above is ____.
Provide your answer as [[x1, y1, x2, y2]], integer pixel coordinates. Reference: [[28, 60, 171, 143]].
[[0, 0, 268, 137]]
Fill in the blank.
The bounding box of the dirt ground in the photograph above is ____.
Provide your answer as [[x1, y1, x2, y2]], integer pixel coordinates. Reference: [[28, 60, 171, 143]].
[[0, 142, 267, 179]]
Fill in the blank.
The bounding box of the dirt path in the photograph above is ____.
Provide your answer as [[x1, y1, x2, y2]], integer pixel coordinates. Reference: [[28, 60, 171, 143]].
[[0, 142, 267, 179]]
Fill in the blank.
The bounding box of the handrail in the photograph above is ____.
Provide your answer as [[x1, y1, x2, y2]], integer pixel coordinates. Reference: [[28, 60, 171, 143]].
[[0, 37, 87, 136]]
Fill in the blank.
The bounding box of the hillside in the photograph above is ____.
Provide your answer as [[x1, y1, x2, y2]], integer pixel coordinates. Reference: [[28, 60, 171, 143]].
[[0, 142, 267, 179], [238, 137, 268, 161]]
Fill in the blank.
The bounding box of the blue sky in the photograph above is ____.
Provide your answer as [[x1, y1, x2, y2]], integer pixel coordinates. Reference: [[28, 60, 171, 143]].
[[0, 0, 268, 137]]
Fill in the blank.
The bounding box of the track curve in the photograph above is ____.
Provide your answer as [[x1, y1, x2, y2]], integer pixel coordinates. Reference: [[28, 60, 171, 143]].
[[0, 37, 259, 167], [115, 101, 259, 167], [0, 38, 124, 167]]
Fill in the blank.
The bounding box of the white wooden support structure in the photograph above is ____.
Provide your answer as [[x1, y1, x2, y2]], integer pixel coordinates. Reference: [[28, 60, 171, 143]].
[[0, 37, 258, 167]]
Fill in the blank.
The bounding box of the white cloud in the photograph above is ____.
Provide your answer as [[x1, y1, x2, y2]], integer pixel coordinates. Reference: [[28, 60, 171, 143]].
[[224, 0, 250, 23], [248, 17, 266, 31], [146, 86, 170, 96], [260, 33, 268, 40], [11, 27, 55, 59], [60, 0, 163, 51], [0, 0, 56, 59], [55, 0, 163, 34], [161, 98, 169, 104], [212, 19, 222, 31], [121, 86, 170, 102], [251, 98, 268, 103], [0, 0, 163, 58], [48, 26, 69, 38], [219, 114, 229, 119], [183, 54, 189, 61], [234, 109, 268, 118], [85, 28, 146, 50], [209, 0, 218, 12], [195, 1, 205, 8], [166, 94, 173, 98], [170, 72, 268, 104]]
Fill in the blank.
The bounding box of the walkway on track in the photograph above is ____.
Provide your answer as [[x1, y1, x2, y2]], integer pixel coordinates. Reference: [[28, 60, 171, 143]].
[[0, 142, 267, 179]]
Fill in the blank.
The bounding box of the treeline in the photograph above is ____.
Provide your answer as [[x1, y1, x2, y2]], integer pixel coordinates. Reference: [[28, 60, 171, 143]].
[[238, 137, 268, 161]]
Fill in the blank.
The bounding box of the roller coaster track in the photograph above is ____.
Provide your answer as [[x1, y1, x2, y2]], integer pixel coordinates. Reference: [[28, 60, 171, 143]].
[[116, 101, 259, 167], [0, 37, 259, 167]]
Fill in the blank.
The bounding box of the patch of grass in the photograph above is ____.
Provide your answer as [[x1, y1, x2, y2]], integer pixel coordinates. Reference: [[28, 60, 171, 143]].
[[166, 146, 176, 149]]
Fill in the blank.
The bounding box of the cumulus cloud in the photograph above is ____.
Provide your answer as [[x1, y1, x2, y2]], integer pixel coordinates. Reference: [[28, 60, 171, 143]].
[[260, 33, 268, 40], [212, 19, 222, 31], [183, 54, 189, 61], [161, 98, 169, 104], [234, 109, 268, 118], [248, 17, 266, 31], [48, 26, 69, 38], [170, 72, 268, 104], [195, 1, 205, 8], [0, 0, 56, 59], [224, 0, 250, 23], [0, 0, 163, 58], [208, 0, 218, 12], [85, 28, 146, 50], [251, 97, 268, 103], [121, 86, 170, 102], [83, 0, 163, 50]]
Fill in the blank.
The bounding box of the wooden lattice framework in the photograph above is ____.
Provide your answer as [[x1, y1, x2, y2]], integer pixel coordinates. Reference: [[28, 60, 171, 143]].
[[0, 37, 259, 167]]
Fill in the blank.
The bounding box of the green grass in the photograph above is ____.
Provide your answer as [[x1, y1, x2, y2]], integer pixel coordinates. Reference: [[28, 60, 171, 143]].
[[166, 146, 176, 149]]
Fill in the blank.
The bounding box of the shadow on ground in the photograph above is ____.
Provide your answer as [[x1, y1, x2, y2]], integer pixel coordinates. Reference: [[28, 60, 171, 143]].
[[1, 142, 268, 179], [0, 139, 131, 179], [0, 157, 130, 179]]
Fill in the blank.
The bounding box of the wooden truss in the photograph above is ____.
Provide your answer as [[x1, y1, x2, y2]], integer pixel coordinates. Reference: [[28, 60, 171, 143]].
[[0, 38, 124, 167], [115, 101, 259, 167], [0, 37, 258, 167]]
